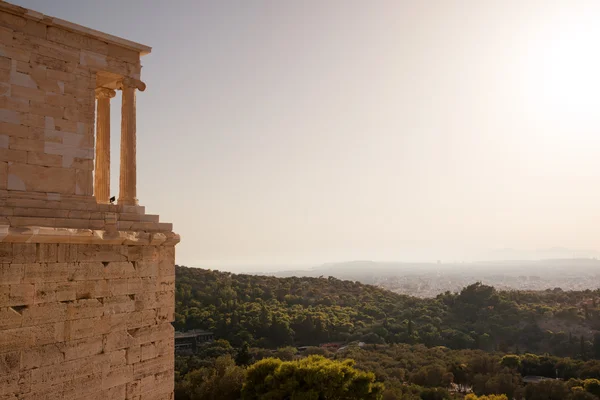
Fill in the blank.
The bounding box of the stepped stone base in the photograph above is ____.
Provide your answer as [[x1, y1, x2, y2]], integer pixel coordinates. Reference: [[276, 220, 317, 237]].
[[0, 236, 177, 400]]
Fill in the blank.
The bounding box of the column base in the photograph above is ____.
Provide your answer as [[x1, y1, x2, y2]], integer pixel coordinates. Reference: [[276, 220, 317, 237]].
[[118, 197, 138, 206]]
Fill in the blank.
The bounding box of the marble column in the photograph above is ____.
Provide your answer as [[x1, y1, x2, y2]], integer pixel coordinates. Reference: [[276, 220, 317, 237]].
[[117, 77, 146, 206], [94, 88, 116, 204]]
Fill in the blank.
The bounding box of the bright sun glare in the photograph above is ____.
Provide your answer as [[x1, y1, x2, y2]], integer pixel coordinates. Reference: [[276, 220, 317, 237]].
[[527, 15, 600, 123]]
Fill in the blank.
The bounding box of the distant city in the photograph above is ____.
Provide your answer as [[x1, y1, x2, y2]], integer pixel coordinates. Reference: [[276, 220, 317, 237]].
[[243, 258, 600, 298]]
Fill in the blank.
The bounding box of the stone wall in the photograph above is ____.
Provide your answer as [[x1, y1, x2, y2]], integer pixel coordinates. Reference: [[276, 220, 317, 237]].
[[0, 241, 176, 400], [0, 2, 142, 196], [0, 3, 177, 400]]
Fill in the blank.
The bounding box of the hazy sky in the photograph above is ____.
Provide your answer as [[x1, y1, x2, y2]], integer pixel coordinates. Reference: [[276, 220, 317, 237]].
[[12, 0, 600, 268]]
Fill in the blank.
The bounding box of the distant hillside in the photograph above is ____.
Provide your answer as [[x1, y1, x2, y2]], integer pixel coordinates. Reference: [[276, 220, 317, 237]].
[[262, 259, 600, 296], [175, 265, 600, 357]]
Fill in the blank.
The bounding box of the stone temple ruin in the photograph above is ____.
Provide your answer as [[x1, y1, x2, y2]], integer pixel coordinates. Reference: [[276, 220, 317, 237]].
[[0, 2, 177, 399]]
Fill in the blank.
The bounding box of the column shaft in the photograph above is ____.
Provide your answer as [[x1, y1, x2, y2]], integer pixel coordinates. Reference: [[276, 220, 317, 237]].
[[94, 88, 115, 204], [118, 85, 137, 205]]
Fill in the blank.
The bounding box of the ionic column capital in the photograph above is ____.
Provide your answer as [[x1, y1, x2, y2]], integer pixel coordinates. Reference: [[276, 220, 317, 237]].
[[117, 77, 146, 92], [95, 87, 116, 99]]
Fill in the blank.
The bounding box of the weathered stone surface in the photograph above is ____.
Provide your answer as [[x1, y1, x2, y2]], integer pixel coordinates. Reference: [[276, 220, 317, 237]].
[[0, 3, 177, 399]]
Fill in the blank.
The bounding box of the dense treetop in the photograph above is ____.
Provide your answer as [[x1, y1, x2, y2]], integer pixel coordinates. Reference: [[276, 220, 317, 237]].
[[175, 265, 600, 356]]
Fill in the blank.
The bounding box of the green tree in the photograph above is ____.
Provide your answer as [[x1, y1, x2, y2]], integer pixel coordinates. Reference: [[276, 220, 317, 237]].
[[235, 341, 252, 366], [175, 355, 245, 400], [242, 355, 384, 400], [499, 355, 520, 370], [583, 378, 600, 397]]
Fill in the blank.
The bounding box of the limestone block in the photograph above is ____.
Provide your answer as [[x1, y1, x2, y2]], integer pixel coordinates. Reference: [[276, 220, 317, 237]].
[[29, 353, 108, 390], [7, 283, 34, 306], [104, 383, 127, 400], [140, 278, 158, 293], [23, 262, 69, 283], [35, 243, 58, 263], [66, 298, 103, 320], [0, 307, 22, 330], [60, 336, 103, 361], [33, 281, 58, 304], [30, 53, 73, 74], [0, 263, 23, 284], [77, 244, 127, 262], [0, 373, 20, 397], [46, 68, 73, 82], [54, 282, 77, 302], [104, 261, 136, 279], [149, 233, 167, 246], [21, 343, 64, 370], [140, 246, 159, 261], [107, 43, 139, 64], [156, 276, 175, 292], [0, 351, 19, 376], [57, 244, 77, 262], [90, 279, 110, 298], [53, 218, 89, 230], [29, 101, 64, 119], [37, 78, 63, 94], [140, 343, 156, 362], [9, 136, 44, 152], [136, 261, 157, 278], [104, 329, 135, 352], [126, 379, 141, 399], [127, 277, 142, 293], [9, 70, 36, 89], [13, 243, 36, 262], [0, 55, 9, 70], [0, 109, 20, 124], [155, 291, 173, 309], [27, 151, 62, 167], [46, 27, 109, 55], [64, 316, 108, 341], [103, 365, 133, 390], [0, 96, 29, 112], [22, 302, 67, 326], [75, 168, 92, 195], [104, 312, 129, 332], [61, 372, 103, 400], [7, 216, 55, 228], [133, 292, 156, 312], [7, 162, 76, 194], [0, 243, 12, 261], [37, 41, 81, 64], [133, 355, 173, 381], [0, 11, 45, 38], [156, 307, 174, 324], [0, 121, 29, 138], [154, 339, 174, 358], [107, 279, 129, 296], [108, 349, 127, 367], [32, 321, 65, 346], [157, 260, 174, 278], [128, 310, 157, 330], [143, 369, 174, 398], [0, 326, 33, 353], [103, 295, 135, 315], [69, 261, 103, 281], [10, 84, 44, 101], [0, 44, 30, 62], [22, 114, 46, 131], [129, 323, 173, 346], [13, 207, 66, 219], [0, 148, 27, 164], [53, 117, 78, 132]]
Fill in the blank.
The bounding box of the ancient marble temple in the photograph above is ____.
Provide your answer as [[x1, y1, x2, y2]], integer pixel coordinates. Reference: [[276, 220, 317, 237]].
[[0, 2, 178, 399]]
